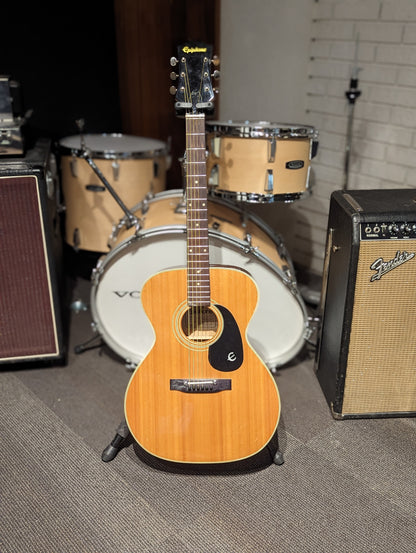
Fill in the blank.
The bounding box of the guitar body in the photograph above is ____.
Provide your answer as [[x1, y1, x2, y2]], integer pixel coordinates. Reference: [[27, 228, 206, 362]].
[[124, 266, 281, 464]]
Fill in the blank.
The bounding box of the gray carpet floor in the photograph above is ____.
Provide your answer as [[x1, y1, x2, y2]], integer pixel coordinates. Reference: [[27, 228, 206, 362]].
[[1, 275, 415, 553]]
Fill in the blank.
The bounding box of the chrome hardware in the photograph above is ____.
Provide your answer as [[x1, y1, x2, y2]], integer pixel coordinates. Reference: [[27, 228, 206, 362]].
[[70, 299, 88, 314], [243, 233, 259, 255], [70, 156, 78, 177], [73, 228, 81, 250], [112, 161, 120, 181], [265, 169, 274, 192], [268, 137, 276, 162], [174, 194, 187, 214]]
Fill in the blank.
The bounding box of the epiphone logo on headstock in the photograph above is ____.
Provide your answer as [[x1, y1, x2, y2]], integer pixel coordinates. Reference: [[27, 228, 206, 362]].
[[370, 250, 415, 281], [182, 46, 207, 54]]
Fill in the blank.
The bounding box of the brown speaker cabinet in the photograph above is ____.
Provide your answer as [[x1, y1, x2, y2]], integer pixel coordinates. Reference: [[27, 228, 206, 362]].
[[0, 139, 66, 367], [315, 189, 416, 418]]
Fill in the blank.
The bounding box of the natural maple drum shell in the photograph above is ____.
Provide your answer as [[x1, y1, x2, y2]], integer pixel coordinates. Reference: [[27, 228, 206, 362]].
[[113, 193, 285, 271], [124, 266, 281, 464], [206, 135, 312, 196], [60, 134, 168, 252]]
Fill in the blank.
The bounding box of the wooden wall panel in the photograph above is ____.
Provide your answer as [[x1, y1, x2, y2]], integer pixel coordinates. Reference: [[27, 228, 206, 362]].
[[114, 0, 220, 188]]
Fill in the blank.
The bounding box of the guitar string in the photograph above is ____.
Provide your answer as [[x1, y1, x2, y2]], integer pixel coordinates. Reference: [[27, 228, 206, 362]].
[[197, 64, 207, 383], [183, 59, 193, 382], [184, 61, 199, 382], [184, 57, 211, 383]]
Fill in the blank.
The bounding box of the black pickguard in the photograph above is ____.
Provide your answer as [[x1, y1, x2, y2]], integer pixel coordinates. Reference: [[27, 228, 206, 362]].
[[208, 305, 243, 371]]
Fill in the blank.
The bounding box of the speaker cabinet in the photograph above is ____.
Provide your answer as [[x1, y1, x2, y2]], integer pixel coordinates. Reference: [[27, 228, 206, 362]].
[[0, 139, 66, 366], [315, 189, 416, 418]]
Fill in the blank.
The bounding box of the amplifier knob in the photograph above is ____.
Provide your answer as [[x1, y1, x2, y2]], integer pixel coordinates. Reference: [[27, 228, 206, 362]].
[[388, 223, 399, 235], [400, 223, 412, 235]]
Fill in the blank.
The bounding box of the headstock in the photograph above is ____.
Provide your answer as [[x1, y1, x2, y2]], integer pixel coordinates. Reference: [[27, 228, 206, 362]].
[[170, 43, 219, 115]]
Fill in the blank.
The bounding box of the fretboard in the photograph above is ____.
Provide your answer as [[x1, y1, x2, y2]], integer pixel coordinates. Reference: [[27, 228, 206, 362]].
[[185, 112, 210, 306]]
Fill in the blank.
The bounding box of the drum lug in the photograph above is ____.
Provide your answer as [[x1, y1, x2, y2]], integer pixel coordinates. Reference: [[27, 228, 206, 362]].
[[265, 169, 274, 193], [73, 228, 81, 250], [141, 196, 150, 215], [268, 137, 276, 163], [174, 194, 187, 214], [305, 315, 320, 348], [112, 161, 120, 181], [145, 189, 156, 202], [70, 156, 78, 178], [91, 256, 106, 285]]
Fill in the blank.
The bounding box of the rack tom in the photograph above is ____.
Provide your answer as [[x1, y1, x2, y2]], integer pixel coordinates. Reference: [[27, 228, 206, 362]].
[[59, 133, 168, 252], [206, 121, 318, 203]]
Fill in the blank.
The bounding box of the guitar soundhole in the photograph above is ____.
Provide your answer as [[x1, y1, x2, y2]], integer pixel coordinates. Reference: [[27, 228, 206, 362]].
[[181, 307, 219, 343]]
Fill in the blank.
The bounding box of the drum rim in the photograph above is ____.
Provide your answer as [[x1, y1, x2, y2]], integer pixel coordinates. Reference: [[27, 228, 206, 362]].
[[113, 188, 289, 252], [58, 133, 168, 159], [102, 223, 294, 288], [205, 120, 318, 139], [210, 189, 310, 204]]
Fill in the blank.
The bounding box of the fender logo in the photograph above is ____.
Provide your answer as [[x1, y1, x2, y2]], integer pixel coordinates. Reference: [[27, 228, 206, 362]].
[[182, 46, 207, 54], [370, 250, 415, 281]]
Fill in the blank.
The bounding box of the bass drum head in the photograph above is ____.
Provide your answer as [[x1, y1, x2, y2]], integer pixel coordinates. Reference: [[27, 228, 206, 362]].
[[91, 227, 308, 370]]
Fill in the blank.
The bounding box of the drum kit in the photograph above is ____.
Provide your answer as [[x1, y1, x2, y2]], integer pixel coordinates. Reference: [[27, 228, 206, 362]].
[[58, 120, 318, 372]]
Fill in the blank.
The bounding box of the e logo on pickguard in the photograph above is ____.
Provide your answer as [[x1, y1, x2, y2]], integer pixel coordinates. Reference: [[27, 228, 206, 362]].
[[208, 305, 243, 371]]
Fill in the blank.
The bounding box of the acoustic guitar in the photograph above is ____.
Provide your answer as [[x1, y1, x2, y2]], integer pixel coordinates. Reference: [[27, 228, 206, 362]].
[[124, 43, 281, 464]]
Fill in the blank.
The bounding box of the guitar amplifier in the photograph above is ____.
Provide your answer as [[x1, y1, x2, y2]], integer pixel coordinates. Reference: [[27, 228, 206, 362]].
[[0, 139, 66, 366], [315, 189, 416, 419]]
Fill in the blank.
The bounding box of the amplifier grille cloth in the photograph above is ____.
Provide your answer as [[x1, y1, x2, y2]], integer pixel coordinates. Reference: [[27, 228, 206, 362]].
[[0, 176, 58, 360], [343, 240, 416, 414]]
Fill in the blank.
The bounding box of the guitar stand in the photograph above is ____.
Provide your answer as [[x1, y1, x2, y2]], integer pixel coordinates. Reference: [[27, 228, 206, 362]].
[[270, 440, 284, 466], [101, 420, 131, 462], [101, 420, 284, 466]]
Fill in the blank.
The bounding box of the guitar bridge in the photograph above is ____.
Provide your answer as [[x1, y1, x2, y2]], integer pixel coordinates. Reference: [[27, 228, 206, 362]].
[[170, 379, 231, 393]]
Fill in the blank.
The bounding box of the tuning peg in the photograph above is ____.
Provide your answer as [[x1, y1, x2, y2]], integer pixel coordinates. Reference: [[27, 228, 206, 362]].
[[212, 55, 220, 67], [170, 71, 178, 81], [213, 87, 220, 94], [170, 57, 178, 66], [169, 86, 177, 96], [212, 70, 220, 79]]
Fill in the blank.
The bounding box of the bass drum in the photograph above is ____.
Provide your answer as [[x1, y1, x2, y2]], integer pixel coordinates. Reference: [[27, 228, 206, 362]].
[[91, 190, 310, 370]]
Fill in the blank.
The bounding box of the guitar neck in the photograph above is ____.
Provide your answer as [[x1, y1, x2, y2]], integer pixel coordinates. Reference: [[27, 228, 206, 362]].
[[185, 112, 210, 307]]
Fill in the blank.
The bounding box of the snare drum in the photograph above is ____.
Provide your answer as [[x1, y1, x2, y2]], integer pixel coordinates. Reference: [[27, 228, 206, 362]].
[[91, 190, 310, 370], [59, 133, 168, 252], [206, 121, 318, 203]]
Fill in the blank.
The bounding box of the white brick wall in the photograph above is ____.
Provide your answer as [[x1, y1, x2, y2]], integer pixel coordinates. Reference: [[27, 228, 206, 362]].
[[288, 0, 416, 276]]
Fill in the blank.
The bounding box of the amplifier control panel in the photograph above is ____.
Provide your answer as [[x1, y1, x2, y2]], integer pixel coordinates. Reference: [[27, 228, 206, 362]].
[[360, 222, 416, 240]]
